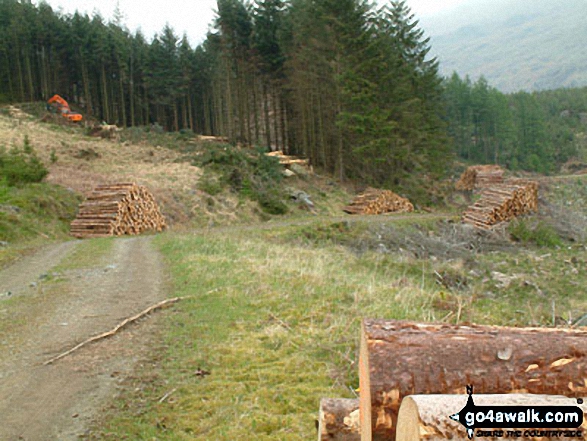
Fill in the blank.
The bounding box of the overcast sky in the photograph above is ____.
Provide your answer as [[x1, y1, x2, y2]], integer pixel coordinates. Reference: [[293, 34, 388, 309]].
[[40, 0, 470, 46]]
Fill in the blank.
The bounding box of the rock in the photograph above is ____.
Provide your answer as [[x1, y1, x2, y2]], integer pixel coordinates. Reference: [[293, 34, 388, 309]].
[[283, 169, 296, 178], [290, 163, 310, 177], [0, 241, 8, 247], [0, 205, 20, 214], [288, 189, 315, 211]]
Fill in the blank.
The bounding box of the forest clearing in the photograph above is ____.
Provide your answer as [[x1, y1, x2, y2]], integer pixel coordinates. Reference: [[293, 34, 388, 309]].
[[0, 105, 586, 439]]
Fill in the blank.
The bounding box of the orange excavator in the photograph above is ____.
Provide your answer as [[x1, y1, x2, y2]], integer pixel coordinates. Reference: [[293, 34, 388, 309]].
[[46, 94, 83, 122]]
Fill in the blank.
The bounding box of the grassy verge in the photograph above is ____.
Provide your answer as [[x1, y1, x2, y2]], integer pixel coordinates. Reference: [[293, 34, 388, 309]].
[[0, 182, 81, 265], [88, 188, 587, 439], [91, 225, 445, 440]]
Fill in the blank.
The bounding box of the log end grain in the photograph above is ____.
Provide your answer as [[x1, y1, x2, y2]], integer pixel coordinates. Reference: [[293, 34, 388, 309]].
[[396, 394, 587, 441]]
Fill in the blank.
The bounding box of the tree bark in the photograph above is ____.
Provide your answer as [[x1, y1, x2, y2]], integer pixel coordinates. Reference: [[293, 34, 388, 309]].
[[359, 319, 587, 441], [396, 394, 587, 441], [319, 398, 361, 441]]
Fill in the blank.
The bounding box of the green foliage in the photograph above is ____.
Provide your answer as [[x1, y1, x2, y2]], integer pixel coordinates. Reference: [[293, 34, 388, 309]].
[[0, 140, 48, 186], [197, 172, 225, 196], [0, 182, 81, 243], [443, 74, 587, 173], [508, 219, 563, 247], [192, 144, 287, 214]]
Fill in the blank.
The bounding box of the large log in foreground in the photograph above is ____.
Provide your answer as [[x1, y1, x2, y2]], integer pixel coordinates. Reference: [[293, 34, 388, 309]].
[[396, 394, 587, 441], [318, 398, 361, 441], [71, 183, 166, 238], [359, 319, 587, 441]]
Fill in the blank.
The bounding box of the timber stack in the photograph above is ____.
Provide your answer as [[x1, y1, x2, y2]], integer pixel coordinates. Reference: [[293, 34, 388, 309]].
[[266, 150, 310, 167], [70, 183, 166, 238], [318, 319, 587, 441], [455, 165, 504, 191], [343, 188, 414, 215], [462, 179, 538, 229]]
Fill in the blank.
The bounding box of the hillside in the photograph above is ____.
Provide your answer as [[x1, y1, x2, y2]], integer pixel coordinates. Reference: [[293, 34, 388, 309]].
[[2, 106, 587, 439], [422, 0, 587, 92], [0, 105, 354, 248]]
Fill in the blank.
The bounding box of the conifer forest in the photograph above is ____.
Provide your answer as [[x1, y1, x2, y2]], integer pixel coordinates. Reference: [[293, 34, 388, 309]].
[[2, 0, 587, 184]]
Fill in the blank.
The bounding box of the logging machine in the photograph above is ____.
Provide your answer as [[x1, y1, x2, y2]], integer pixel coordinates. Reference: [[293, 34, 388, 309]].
[[46, 94, 83, 122]]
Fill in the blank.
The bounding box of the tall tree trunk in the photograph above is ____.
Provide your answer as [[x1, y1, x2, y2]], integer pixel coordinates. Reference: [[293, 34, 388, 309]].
[[262, 81, 272, 149], [80, 50, 92, 117], [16, 46, 25, 102], [118, 67, 127, 127], [101, 63, 110, 122], [252, 72, 260, 145], [272, 85, 280, 151], [25, 49, 34, 101]]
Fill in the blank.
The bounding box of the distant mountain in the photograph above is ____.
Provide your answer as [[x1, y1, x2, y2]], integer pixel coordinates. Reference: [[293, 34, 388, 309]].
[[418, 0, 587, 92]]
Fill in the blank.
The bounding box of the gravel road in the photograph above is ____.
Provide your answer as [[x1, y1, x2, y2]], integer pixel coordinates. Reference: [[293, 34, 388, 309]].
[[0, 236, 165, 440]]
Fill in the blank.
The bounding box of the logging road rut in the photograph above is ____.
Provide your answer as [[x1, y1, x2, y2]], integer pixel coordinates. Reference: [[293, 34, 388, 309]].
[[0, 236, 165, 440]]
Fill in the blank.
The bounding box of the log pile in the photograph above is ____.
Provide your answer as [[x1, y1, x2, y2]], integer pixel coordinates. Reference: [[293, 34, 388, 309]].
[[462, 180, 538, 229], [266, 150, 310, 167], [70, 183, 166, 238], [455, 165, 504, 191], [357, 319, 587, 441], [88, 124, 121, 139], [343, 188, 414, 215]]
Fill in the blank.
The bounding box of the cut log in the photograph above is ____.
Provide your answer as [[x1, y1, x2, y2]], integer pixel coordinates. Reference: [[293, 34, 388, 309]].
[[319, 398, 361, 441], [359, 319, 587, 441], [396, 394, 587, 441], [266, 150, 310, 167]]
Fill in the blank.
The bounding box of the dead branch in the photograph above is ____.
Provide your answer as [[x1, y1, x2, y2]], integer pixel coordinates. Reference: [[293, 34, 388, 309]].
[[43, 297, 182, 365]]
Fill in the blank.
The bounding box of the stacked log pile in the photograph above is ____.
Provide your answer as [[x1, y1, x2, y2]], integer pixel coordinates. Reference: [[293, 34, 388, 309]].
[[319, 319, 587, 441], [70, 183, 166, 238], [455, 165, 504, 191], [343, 188, 414, 215], [462, 180, 538, 228], [266, 150, 310, 166]]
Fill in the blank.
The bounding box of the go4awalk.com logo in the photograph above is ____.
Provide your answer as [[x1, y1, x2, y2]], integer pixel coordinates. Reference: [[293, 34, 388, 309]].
[[449, 386, 584, 439]]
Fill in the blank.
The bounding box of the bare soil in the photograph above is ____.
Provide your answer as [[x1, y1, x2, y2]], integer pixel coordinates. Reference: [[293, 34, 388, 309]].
[[0, 236, 165, 440]]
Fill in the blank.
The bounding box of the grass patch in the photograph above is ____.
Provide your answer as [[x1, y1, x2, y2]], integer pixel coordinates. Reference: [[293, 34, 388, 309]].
[[91, 227, 442, 440], [0, 182, 81, 244], [53, 238, 115, 271], [89, 215, 587, 439]]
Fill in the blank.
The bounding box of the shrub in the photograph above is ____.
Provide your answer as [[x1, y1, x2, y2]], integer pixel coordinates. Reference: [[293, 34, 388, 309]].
[[0, 140, 48, 186], [508, 219, 563, 247], [192, 144, 287, 215]]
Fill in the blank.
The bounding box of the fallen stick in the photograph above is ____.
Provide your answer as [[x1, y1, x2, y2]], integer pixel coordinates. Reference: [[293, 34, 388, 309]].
[[158, 388, 178, 404], [43, 297, 182, 365]]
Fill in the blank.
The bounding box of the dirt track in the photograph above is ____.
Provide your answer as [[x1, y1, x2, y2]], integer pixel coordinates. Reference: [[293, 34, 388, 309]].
[[0, 237, 165, 440]]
